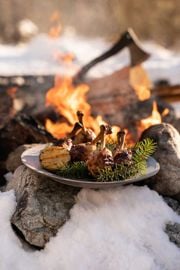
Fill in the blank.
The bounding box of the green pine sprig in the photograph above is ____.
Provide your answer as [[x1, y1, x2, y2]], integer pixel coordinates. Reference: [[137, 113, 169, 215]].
[[56, 161, 91, 179], [97, 160, 147, 182], [97, 138, 156, 182], [132, 138, 157, 163]]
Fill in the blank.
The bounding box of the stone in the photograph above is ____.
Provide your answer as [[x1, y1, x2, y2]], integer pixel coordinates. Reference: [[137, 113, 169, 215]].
[[141, 123, 180, 198], [6, 165, 79, 248], [164, 196, 180, 248], [164, 197, 180, 215], [6, 144, 36, 172], [166, 223, 180, 248]]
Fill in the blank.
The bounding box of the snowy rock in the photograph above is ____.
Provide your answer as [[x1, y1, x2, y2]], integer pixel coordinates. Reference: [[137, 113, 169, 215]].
[[141, 123, 180, 198], [6, 165, 78, 248]]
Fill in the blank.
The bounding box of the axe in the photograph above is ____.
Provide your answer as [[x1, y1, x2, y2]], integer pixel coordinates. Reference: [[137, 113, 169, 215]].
[[73, 28, 150, 85]]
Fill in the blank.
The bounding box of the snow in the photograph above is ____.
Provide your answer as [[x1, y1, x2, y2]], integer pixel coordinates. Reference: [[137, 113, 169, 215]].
[[0, 33, 180, 85], [0, 185, 180, 270]]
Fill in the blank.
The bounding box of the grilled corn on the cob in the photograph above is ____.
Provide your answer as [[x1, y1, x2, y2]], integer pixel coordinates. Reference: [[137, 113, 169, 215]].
[[39, 145, 70, 171]]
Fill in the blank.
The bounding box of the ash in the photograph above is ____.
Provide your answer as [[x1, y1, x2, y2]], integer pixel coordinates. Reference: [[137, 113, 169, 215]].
[[0, 185, 180, 270]]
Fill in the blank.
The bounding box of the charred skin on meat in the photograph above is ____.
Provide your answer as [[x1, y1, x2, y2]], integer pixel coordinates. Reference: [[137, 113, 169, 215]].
[[87, 125, 114, 177], [113, 130, 132, 165], [72, 111, 96, 144]]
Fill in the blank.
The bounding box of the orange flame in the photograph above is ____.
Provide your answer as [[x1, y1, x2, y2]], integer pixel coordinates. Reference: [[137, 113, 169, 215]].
[[45, 59, 167, 144], [45, 76, 109, 138], [138, 101, 162, 134], [45, 77, 164, 144], [53, 51, 75, 65], [130, 66, 151, 101], [48, 11, 62, 38], [162, 108, 169, 117]]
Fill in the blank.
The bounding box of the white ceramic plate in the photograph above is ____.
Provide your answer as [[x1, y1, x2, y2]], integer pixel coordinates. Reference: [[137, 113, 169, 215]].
[[21, 144, 160, 189]]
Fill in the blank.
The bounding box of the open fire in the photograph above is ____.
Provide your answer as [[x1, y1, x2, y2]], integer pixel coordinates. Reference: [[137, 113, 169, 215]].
[[37, 15, 170, 144], [45, 76, 106, 138], [45, 72, 165, 144], [2, 24, 171, 147]]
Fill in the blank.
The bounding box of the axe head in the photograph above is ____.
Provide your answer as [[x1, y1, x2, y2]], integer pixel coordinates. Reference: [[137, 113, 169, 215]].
[[126, 28, 150, 66]]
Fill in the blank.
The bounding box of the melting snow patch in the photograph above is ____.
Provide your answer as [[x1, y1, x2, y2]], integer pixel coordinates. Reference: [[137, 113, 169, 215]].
[[0, 185, 180, 270]]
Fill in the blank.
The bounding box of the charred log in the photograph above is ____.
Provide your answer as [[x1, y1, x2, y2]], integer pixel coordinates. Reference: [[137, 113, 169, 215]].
[[0, 113, 56, 181]]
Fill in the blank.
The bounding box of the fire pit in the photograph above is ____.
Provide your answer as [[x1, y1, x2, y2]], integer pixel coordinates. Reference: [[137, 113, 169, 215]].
[[0, 27, 180, 269]]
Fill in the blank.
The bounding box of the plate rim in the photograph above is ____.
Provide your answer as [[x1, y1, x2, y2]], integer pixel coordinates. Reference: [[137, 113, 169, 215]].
[[21, 144, 160, 188]]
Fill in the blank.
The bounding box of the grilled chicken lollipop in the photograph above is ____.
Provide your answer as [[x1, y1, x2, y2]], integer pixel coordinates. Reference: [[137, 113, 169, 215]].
[[68, 122, 83, 142], [113, 130, 132, 165], [73, 111, 96, 144], [87, 125, 114, 177], [54, 122, 82, 147], [70, 142, 96, 162]]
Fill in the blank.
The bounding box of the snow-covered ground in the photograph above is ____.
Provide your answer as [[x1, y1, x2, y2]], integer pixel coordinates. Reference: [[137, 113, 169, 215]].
[[0, 33, 180, 85], [0, 186, 180, 270]]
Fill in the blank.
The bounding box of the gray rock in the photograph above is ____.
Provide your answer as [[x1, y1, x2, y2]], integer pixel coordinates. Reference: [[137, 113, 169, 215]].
[[166, 223, 180, 248], [173, 118, 180, 134], [141, 123, 180, 198], [164, 196, 180, 248], [6, 165, 79, 248], [6, 144, 35, 172], [164, 197, 180, 215]]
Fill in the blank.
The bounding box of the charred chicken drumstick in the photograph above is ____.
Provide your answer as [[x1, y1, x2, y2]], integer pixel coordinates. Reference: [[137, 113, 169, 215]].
[[72, 111, 96, 144], [87, 125, 114, 177], [113, 130, 132, 165]]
